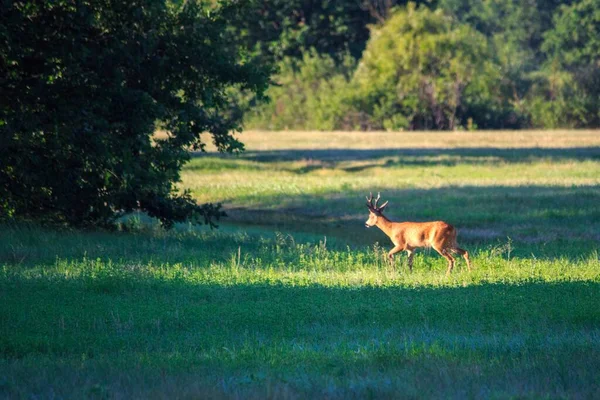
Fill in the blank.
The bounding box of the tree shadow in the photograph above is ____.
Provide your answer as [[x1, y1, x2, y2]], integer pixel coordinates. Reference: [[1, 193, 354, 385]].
[[225, 184, 600, 258], [4, 277, 600, 353], [0, 224, 266, 268], [5, 145, 598, 265], [195, 147, 600, 171], [3, 277, 600, 400]]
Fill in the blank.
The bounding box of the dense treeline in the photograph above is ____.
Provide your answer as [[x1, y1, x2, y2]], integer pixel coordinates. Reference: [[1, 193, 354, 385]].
[[242, 0, 599, 130]]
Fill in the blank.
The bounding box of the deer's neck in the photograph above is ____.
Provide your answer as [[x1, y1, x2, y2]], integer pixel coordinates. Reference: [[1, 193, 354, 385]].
[[376, 214, 396, 238]]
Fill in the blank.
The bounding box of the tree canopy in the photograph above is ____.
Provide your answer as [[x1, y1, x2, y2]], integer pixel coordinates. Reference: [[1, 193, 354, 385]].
[[353, 4, 499, 130], [0, 0, 270, 228], [243, 0, 599, 131]]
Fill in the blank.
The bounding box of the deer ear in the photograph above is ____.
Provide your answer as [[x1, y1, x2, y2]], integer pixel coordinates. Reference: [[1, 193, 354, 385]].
[[379, 201, 389, 212]]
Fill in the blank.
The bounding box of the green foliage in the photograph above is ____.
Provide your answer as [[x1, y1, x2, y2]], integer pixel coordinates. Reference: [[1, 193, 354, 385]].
[[438, 0, 599, 129], [247, 4, 515, 131], [526, 62, 591, 129], [0, 0, 270, 228], [531, 0, 600, 128], [353, 3, 504, 130], [243, 0, 599, 130], [542, 0, 600, 67], [439, 0, 565, 56], [229, 0, 444, 63], [244, 50, 357, 130], [229, 0, 372, 62]]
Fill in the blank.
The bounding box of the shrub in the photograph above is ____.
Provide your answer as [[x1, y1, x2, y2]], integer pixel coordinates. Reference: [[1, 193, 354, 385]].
[[352, 3, 504, 130]]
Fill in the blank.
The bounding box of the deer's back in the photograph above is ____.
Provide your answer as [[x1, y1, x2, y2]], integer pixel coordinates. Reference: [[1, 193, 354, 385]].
[[395, 221, 455, 247]]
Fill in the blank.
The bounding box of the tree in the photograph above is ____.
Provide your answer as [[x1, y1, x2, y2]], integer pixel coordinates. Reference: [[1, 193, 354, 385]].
[[352, 3, 501, 130], [244, 49, 357, 131], [533, 0, 600, 127], [542, 0, 600, 67], [439, 0, 579, 127], [230, 0, 372, 63], [230, 0, 438, 65], [0, 0, 270, 228]]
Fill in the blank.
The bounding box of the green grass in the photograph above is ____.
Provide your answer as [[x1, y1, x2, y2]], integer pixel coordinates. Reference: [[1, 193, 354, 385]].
[[2, 130, 600, 398]]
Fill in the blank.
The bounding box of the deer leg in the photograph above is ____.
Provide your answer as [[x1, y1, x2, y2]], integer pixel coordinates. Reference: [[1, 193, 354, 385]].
[[433, 246, 455, 276], [405, 248, 414, 272], [444, 250, 456, 276], [452, 247, 472, 272], [387, 245, 405, 270]]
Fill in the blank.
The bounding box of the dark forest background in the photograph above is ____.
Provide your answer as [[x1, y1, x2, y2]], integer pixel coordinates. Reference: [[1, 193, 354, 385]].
[[236, 0, 599, 131]]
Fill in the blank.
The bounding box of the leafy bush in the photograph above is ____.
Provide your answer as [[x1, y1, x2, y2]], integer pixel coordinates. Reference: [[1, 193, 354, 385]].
[[352, 3, 503, 130], [525, 63, 591, 129], [244, 50, 357, 130]]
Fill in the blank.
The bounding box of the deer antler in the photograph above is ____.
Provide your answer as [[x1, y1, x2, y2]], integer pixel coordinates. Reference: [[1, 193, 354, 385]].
[[373, 192, 381, 209], [366, 192, 374, 209], [366, 192, 388, 212]]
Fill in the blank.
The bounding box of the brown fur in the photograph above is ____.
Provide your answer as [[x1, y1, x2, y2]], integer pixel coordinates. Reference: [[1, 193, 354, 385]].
[[365, 194, 471, 275]]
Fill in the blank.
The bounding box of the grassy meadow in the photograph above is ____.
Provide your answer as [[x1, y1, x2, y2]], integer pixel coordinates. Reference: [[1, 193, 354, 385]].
[[2, 130, 600, 398]]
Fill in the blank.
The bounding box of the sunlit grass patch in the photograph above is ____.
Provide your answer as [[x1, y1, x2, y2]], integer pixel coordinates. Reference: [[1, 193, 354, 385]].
[[2, 223, 600, 398]]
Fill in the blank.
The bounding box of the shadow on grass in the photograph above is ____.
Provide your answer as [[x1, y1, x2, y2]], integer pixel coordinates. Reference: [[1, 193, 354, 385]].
[[2, 277, 600, 358], [0, 224, 263, 268], [226, 184, 600, 252], [2, 276, 600, 397], [2, 184, 597, 266], [195, 147, 600, 169]]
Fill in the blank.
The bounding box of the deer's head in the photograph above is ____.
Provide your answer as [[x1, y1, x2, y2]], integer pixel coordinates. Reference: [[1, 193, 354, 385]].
[[365, 192, 388, 228]]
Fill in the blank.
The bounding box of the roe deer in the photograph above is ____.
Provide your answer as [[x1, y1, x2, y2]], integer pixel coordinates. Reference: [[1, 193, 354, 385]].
[[365, 192, 471, 275]]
